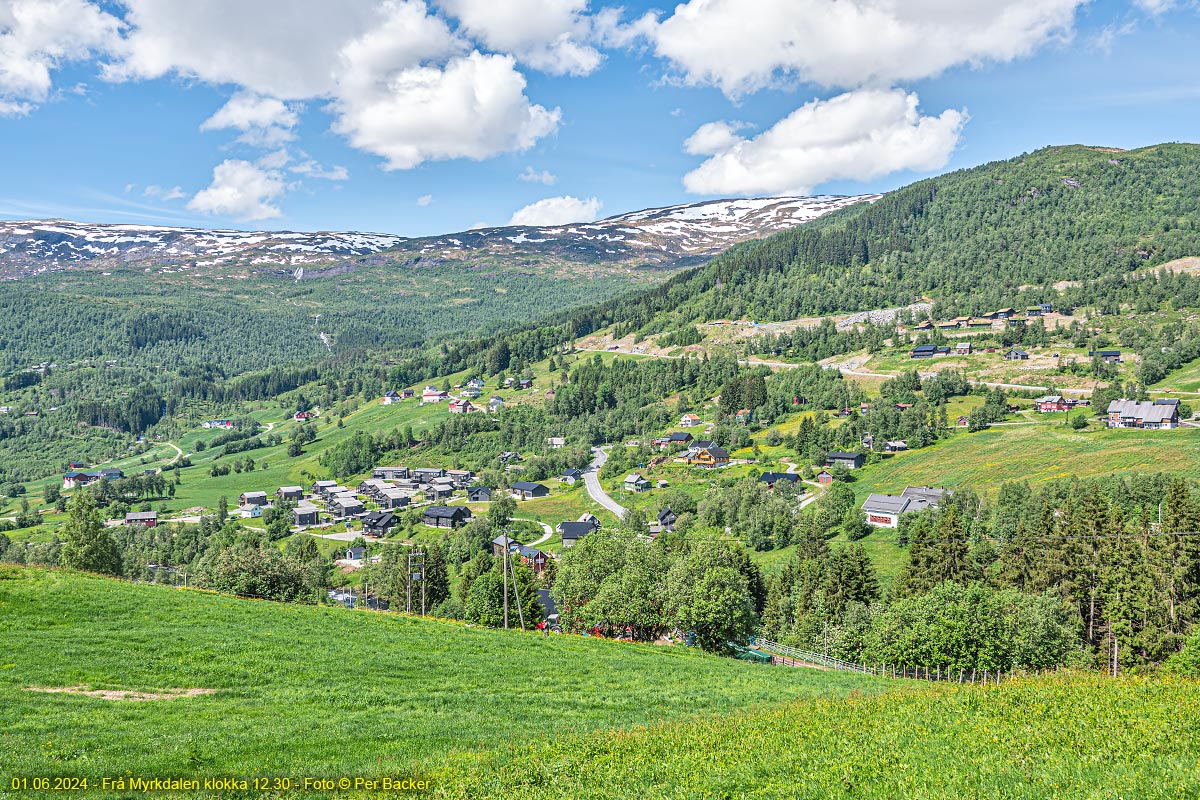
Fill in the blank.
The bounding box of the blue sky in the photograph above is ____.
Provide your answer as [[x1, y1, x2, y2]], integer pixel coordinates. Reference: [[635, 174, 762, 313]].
[[0, 0, 1196, 236]]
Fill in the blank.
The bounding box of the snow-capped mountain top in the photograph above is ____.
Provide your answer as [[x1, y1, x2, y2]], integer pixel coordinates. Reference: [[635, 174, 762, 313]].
[[0, 194, 878, 278]]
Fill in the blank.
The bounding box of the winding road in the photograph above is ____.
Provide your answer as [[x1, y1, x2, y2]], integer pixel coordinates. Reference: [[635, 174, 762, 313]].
[[585, 446, 627, 519]]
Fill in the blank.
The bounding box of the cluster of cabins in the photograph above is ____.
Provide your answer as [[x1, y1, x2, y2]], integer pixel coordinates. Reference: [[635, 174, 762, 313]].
[[913, 304, 1053, 333], [651, 432, 732, 468], [382, 377, 533, 414], [1033, 395, 1087, 413], [911, 343, 1031, 360]]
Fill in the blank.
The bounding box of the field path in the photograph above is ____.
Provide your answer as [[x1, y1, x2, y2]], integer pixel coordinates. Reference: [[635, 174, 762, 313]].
[[585, 446, 626, 519]]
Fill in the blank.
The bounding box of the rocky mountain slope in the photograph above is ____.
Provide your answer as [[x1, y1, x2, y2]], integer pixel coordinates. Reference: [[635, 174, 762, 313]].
[[0, 195, 877, 279]]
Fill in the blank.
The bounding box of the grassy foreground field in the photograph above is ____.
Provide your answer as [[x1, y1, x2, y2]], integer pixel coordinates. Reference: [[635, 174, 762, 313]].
[[0, 566, 875, 798], [3, 567, 1199, 798]]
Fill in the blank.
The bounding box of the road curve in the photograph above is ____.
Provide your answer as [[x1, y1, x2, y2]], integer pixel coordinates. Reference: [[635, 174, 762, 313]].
[[585, 446, 627, 519]]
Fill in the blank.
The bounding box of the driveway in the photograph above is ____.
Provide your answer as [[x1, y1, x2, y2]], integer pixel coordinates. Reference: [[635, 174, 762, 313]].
[[585, 446, 627, 519]]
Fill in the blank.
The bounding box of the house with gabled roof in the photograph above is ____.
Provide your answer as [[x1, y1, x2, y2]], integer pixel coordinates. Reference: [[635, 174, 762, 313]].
[[684, 445, 729, 467], [679, 413, 702, 427], [623, 473, 650, 493], [381, 390, 403, 405], [824, 451, 864, 469], [510, 481, 549, 500], [560, 468, 583, 485], [424, 505, 471, 528], [558, 521, 595, 549], [421, 386, 449, 404]]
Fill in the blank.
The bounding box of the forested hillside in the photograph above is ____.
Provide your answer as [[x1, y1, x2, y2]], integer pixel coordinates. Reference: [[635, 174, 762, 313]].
[[535, 143, 1200, 341]]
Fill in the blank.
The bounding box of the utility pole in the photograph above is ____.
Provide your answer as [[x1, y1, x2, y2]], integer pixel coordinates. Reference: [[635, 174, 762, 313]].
[[407, 550, 426, 615], [508, 545, 526, 632], [502, 534, 510, 629]]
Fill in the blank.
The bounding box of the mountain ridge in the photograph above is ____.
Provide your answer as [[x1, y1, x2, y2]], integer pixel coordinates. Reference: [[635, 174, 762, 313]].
[[0, 194, 878, 279]]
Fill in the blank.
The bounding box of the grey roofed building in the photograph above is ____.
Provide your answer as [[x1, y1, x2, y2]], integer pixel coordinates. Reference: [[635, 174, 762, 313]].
[[862, 493, 911, 516], [1106, 398, 1180, 429], [467, 485, 494, 501], [423, 505, 472, 528]]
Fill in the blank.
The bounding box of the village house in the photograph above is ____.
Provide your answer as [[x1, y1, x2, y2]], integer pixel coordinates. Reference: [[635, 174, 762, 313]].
[[203, 419, 235, 429], [488, 396, 505, 412], [734, 409, 752, 424], [460, 386, 482, 399], [1092, 349, 1122, 364], [955, 415, 970, 427], [623, 473, 650, 493], [362, 511, 397, 536], [331, 496, 365, 519], [238, 491, 268, 508], [862, 487, 949, 528], [510, 480, 550, 500], [656, 506, 678, 531], [1034, 395, 1073, 413], [491, 535, 517, 556], [1005, 348, 1030, 361], [276, 486, 303, 502], [558, 520, 597, 549], [425, 485, 453, 502], [357, 479, 390, 498], [412, 467, 445, 481], [448, 398, 475, 414], [517, 378, 534, 390], [824, 452, 865, 469], [125, 511, 158, 527], [955, 341, 972, 355], [467, 378, 486, 390], [381, 390, 402, 405], [377, 488, 412, 510], [910, 344, 936, 359], [423, 506, 472, 528], [1106, 398, 1180, 429], [293, 505, 320, 526], [757, 472, 801, 489], [293, 410, 317, 421], [373, 466, 409, 480], [560, 468, 583, 485], [515, 544, 548, 572], [816, 470, 834, 485], [401, 388, 415, 399], [446, 469, 474, 488], [241, 504, 264, 519], [680, 413, 702, 427], [547, 437, 566, 449], [684, 444, 730, 468], [312, 481, 337, 499], [467, 485, 494, 502], [885, 440, 908, 453], [421, 386, 449, 404], [655, 431, 694, 449]]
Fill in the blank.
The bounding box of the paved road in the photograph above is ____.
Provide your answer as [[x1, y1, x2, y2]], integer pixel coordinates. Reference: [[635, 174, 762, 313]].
[[585, 446, 627, 519]]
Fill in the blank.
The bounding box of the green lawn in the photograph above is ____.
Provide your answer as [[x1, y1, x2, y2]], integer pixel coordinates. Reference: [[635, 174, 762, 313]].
[[849, 422, 1200, 496], [0, 566, 878, 798], [435, 673, 1200, 799]]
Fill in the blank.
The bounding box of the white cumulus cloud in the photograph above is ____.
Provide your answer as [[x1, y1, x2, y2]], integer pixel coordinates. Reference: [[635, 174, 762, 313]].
[[200, 91, 301, 146], [682, 89, 966, 196], [644, 0, 1087, 97], [518, 166, 557, 185], [0, 0, 121, 113], [187, 159, 287, 221], [416, 193, 433, 206], [682, 120, 753, 156], [332, 51, 560, 170], [508, 195, 602, 226], [438, 0, 602, 75]]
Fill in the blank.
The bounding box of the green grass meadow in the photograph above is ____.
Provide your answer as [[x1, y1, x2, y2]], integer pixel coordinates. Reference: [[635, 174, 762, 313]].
[[3, 566, 1199, 799]]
